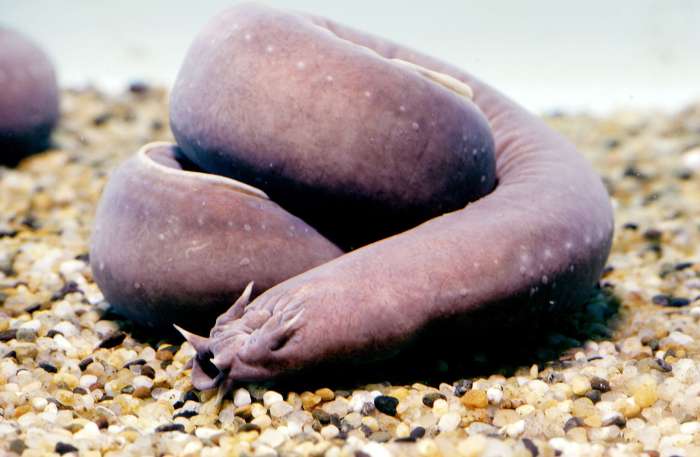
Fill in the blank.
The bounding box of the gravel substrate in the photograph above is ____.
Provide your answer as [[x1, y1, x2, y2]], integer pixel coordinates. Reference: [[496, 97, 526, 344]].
[[1, 87, 700, 457]]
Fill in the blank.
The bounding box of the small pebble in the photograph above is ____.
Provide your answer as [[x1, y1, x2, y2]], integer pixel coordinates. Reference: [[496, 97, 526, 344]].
[[55, 442, 79, 455], [373, 395, 399, 416]]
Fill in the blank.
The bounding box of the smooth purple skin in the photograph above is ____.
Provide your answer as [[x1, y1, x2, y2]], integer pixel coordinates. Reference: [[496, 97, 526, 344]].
[[170, 5, 496, 250], [184, 5, 614, 389], [0, 27, 59, 164], [90, 143, 342, 333]]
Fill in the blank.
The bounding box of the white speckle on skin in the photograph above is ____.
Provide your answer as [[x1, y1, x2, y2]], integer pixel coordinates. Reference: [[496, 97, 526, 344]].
[[399, 105, 406, 112], [473, 261, 480, 269], [411, 122, 419, 130], [197, 216, 205, 226], [99, 261, 105, 271], [158, 233, 165, 240], [569, 265, 575, 272], [296, 61, 306, 70], [544, 248, 553, 259], [364, 90, 372, 98], [325, 75, 333, 82], [480, 175, 486, 183], [542, 275, 548, 284], [585, 235, 592, 245], [244, 224, 251, 231], [134, 282, 141, 289], [565, 241, 573, 250], [239, 258, 251, 267], [244, 33, 252, 41], [266, 45, 274, 53]]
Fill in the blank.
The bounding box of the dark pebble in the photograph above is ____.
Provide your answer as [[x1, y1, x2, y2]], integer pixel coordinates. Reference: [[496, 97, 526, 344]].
[[312, 409, 331, 424], [522, 437, 539, 456], [0, 229, 18, 238], [52, 281, 82, 300], [121, 385, 134, 394], [422, 392, 446, 407], [4, 350, 17, 359], [174, 409, 198, 419], [141, 365, 156, 379], [675, 168, 694, 180], [155, 423, 185, 433], [55, 442, 79, 455], [96, 417, 109, 429], [355, 451, 371, 457], [656, 358, 673, 372], [75, 253, 90, 263], [98, 331, 127, 349], [24, 303, 41, 313], [92, 112, 112, 126], [123, 358, 147, 368], [652, 294, 671, 306], [359, 424, 372, 437], [675, 262, 694, 271], [238, 423, 261, 432], [73, 387, 88, 395], [373, 395, 399, 416], [129, 81, 150, 94], [590, 376, 610, 393], [603, 415, 627, 428], [39, 362, 57, 373], [564, 416, 583, 432], [643, 228, 662, 242], [329, 414, 341, 428], [669, 297, 691, 307], [9, 439, 27, 454], [0, 329, 17, 342], [184, 389, 200, 403], [47, 329, 63, 338], [542, 371, 564, 384], [453, 378, 473, 397], [78, 357, 94, 371], [360, 401, 375, 415], [622, 222, 639, 231], [585, 389, 601, 403], [410, 426, 426, 440]]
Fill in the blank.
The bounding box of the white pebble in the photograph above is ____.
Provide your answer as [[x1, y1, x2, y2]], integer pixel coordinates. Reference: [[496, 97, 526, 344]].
[[263, 391, 284, 407], [437, 412, 461, 432], [234, 388, 251, 407], [258, 428, 285, 447], [487, 387, 503, 405], [663, 331, 694, 347], [269, 401, 293, 418], [682, 147, 700, 171], [80, 375, 97, 390], [361, 442, 393, 457], [20, 320, 41, 331], [132, 375, 153, 390], [53, 321, 78, 337], [680, 421, 700, 434], [504, 419, 525, 437], [673, 359, 699, 383], [432, 398, 449, 415], [322, 398, 350, 417], [74, 421, 100, 439], [320, 424, 339, 439]]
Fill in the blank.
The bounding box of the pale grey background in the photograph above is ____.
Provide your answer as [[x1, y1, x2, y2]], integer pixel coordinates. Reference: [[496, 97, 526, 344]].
[[2, 0, 698, 113]]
